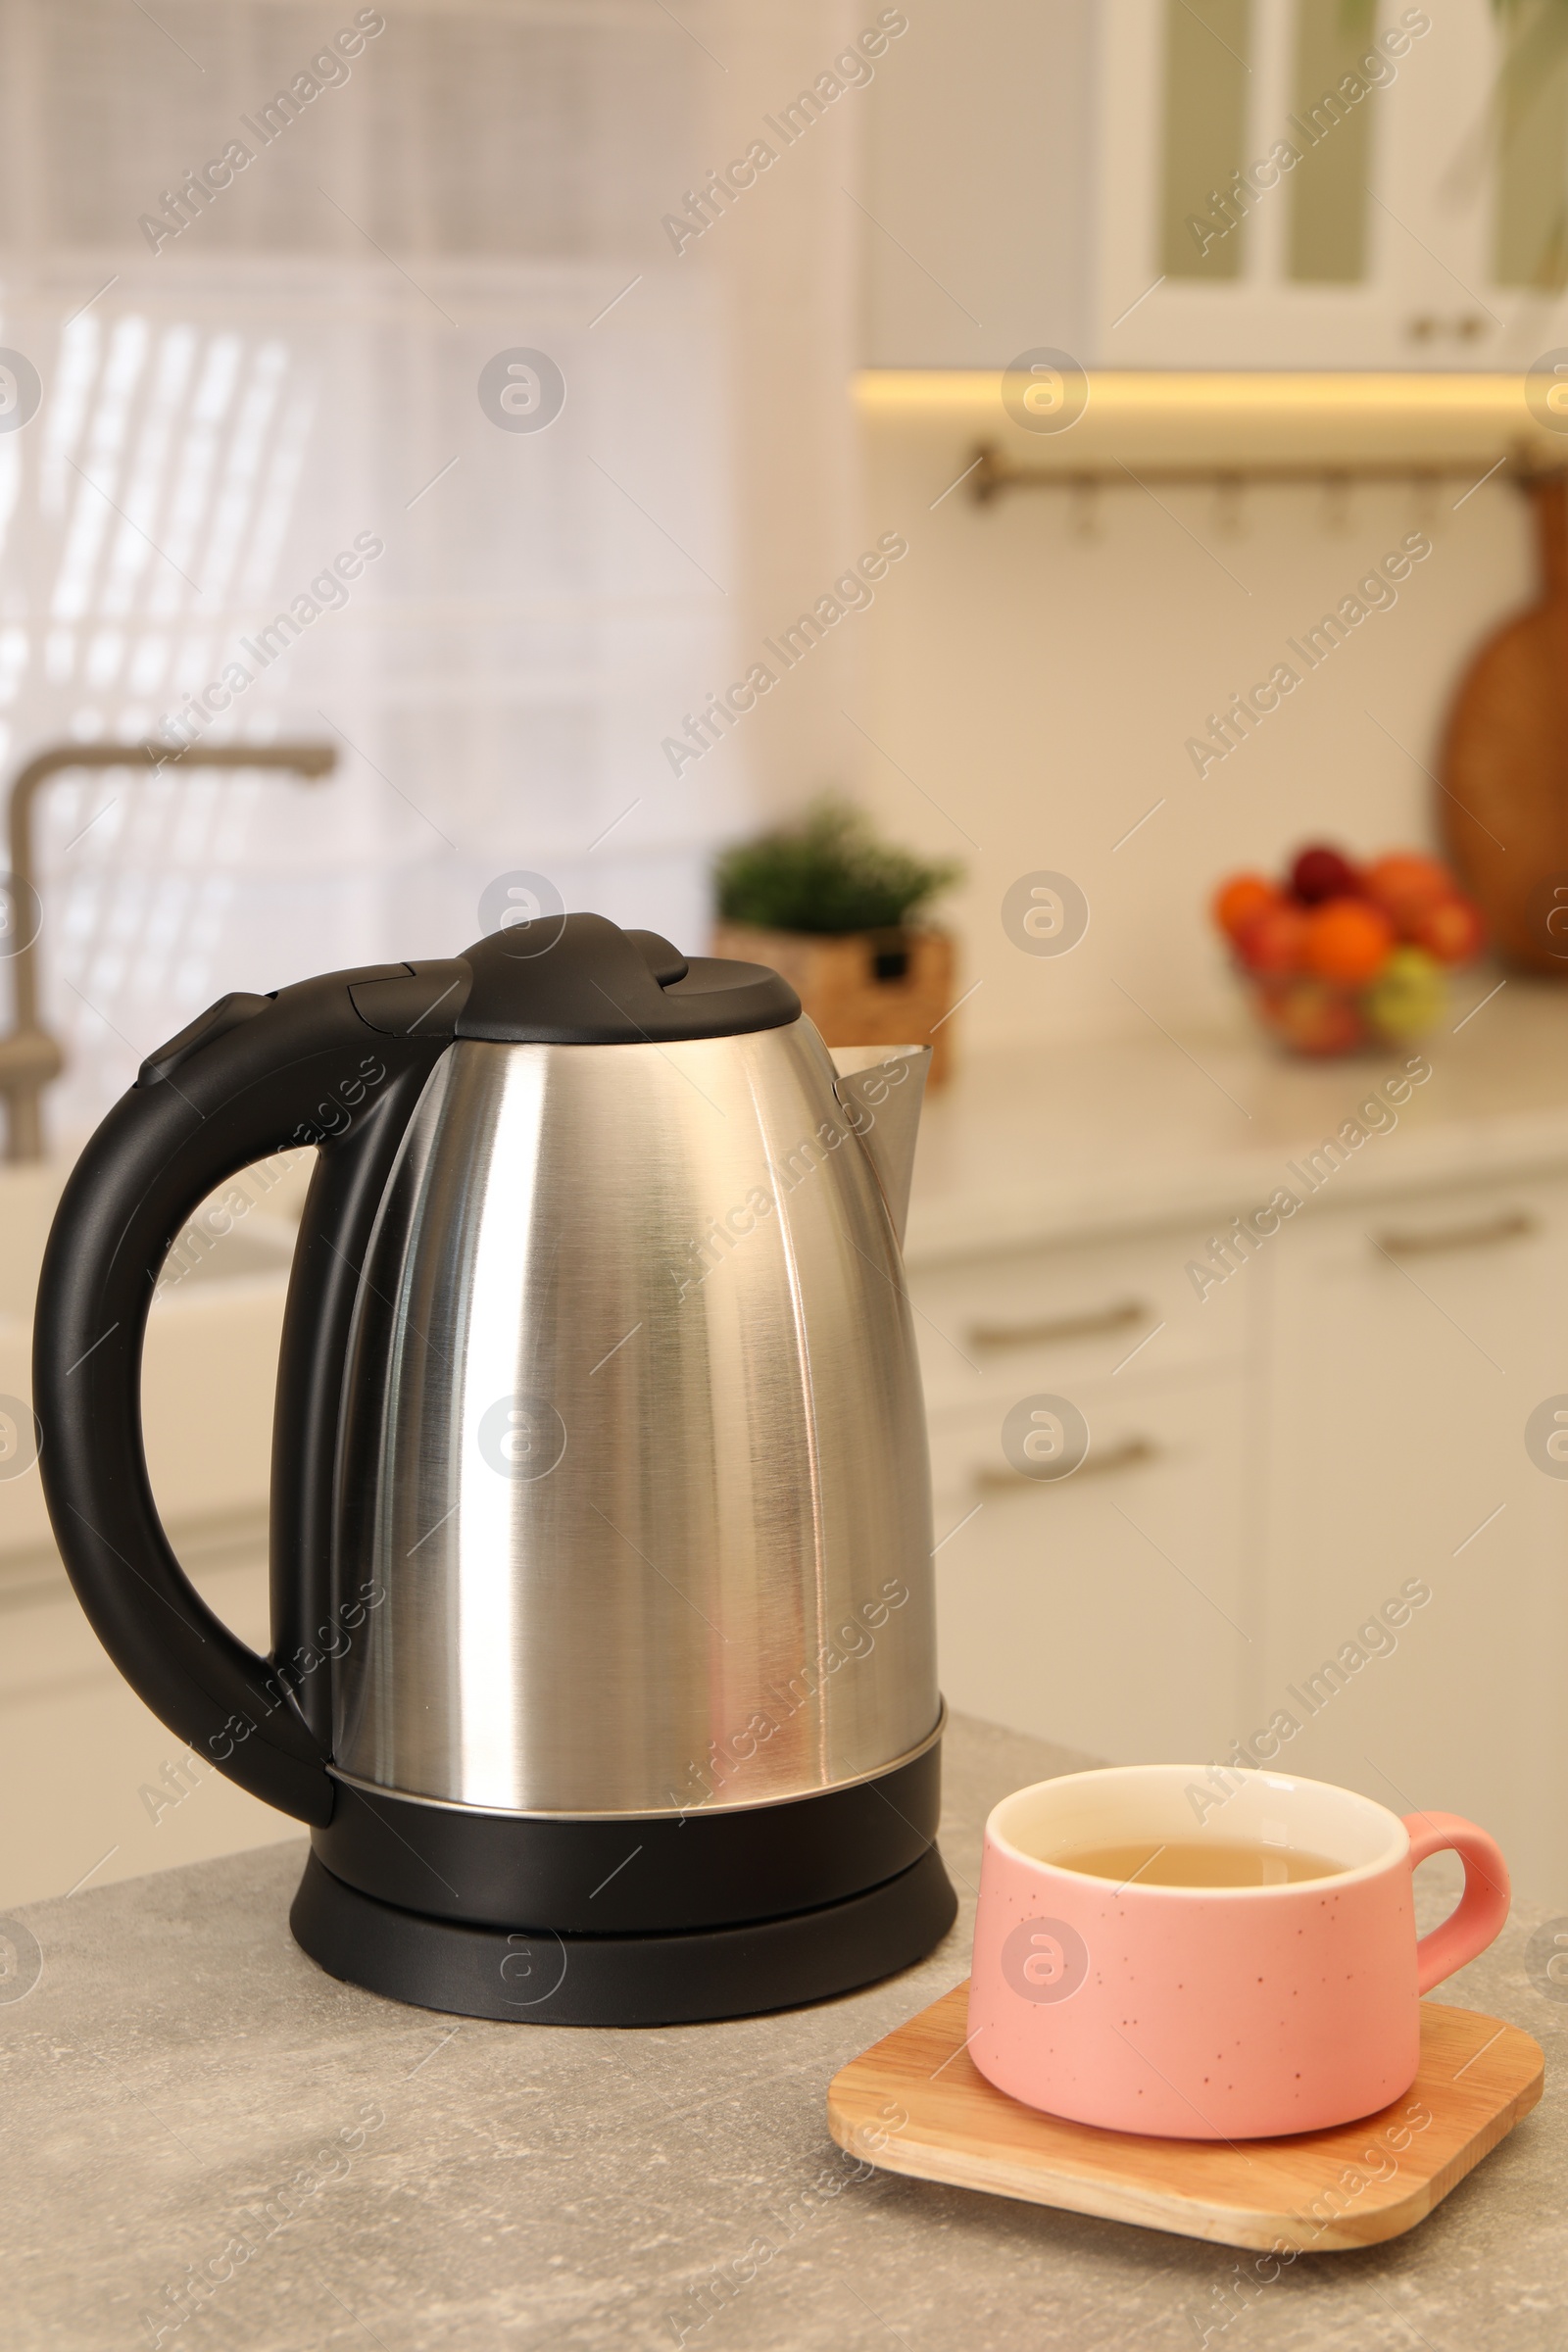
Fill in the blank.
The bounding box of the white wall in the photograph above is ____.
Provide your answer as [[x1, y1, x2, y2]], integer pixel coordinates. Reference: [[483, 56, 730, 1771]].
[[858, 410, 1536, 1054]]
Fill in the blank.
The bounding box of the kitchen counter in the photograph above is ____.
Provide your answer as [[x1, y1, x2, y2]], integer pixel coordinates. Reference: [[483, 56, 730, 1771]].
[[4, 1712, 1561, 2350], [906, 977, 1568, 1264]]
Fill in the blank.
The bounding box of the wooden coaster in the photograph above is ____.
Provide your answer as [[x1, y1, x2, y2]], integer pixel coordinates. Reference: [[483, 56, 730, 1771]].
[[827, 1982, 1544, 2251]]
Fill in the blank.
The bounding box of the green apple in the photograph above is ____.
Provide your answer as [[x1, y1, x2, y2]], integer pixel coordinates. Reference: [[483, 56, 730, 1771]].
[[1364, 945, 1444, 1040]]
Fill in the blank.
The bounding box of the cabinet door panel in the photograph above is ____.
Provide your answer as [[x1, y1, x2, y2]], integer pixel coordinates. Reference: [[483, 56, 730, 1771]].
[[933, 1368, 1250, 1765], [1097, 0, 1566, 368], [1260, 1173, 1568, 1903]]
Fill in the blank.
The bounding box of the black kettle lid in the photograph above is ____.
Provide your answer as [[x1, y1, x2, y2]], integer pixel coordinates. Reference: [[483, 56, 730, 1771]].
[[350, 911, 800, 1046]]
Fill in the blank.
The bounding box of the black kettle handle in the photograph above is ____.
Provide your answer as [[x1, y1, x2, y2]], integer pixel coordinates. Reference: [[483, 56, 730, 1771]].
[[32, 959, 468, 1823]]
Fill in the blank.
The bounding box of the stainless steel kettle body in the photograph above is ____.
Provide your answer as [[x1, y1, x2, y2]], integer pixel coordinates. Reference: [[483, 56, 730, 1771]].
[[34, 912, 956, 2024], [333, 1020, 941, 1819]]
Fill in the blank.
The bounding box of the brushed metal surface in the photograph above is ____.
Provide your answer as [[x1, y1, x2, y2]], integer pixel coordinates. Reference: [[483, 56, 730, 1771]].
[[829, 1046, 930, 1245], [324, 1706, 948, 1822], [332, 1020, 938, 1816]]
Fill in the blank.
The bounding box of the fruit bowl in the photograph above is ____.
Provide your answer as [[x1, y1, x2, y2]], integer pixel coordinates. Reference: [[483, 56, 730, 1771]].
[[1211, 845, 1485, 1058]]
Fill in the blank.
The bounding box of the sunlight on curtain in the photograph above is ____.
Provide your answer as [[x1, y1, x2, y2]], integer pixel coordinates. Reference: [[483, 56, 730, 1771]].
[[0, 0, 860, 1146]]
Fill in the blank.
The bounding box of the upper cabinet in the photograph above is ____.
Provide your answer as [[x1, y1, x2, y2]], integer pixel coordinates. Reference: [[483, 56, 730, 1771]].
[[860, 0, 1568, 370]]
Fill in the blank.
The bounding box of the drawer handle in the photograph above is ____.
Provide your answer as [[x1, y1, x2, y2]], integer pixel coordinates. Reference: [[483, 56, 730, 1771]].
[[974, 1437, 1158, 1493], [968, 1299, 1149, 1352], [1371, 1211, 1536, 1260]]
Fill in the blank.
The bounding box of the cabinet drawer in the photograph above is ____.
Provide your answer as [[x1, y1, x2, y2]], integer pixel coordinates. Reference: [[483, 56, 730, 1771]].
[[909, 1221, 1250, 1415], [929, 1362, 1237, 1511], [932, 1366, 1250, 1766]]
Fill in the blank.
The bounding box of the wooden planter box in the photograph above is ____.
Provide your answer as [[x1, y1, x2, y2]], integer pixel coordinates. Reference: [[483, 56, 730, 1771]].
[[711, 923, 957, 1085]]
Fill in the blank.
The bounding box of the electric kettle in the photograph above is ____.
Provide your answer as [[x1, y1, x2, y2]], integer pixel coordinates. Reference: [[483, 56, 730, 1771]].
[[33, 914, 955, 2024]]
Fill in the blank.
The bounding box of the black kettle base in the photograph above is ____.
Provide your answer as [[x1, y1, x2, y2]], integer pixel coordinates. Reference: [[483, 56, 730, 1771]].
[[289, 1845, 957, 2026]]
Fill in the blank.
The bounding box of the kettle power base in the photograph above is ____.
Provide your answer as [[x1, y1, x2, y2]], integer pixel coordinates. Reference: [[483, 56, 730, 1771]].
[[292, 1725, 956, 2024], [290, 1845, 958, 2027]]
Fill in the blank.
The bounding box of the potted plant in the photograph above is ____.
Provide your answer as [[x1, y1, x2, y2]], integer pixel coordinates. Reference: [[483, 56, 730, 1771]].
[[711, 798, 964, 1082]]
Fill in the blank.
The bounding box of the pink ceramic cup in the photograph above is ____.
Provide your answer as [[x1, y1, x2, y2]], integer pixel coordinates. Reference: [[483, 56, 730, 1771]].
[[967, 1765, 1509, 2139]]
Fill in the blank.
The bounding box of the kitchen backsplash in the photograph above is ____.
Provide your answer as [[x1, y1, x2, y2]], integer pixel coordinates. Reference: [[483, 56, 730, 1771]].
[[857, 419, 1534, 1054]]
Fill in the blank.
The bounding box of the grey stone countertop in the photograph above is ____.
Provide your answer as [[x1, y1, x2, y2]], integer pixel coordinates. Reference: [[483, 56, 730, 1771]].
[[4, 1712, 1562, 2351]]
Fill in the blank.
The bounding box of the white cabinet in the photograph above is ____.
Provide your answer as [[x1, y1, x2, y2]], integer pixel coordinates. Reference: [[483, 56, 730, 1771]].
[[930, 1362, 1254, 1766], [1257, 1170, 1568, 1901], [910, 1216, 1250, 1416], [862, 0, 1568, 369], [912, 1213, 1257, 1767], [912, 1160, 1568, 1903], [1092, 0, 1568, 369]]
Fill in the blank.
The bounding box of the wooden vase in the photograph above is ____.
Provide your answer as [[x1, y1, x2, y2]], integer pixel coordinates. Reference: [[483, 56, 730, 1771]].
[[1441, 470, 1568, 971], [710, 923, 957, 1084]]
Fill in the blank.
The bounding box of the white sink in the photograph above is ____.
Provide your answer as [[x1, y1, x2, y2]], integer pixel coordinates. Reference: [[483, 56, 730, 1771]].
[[0, 1156, 309, 1563]]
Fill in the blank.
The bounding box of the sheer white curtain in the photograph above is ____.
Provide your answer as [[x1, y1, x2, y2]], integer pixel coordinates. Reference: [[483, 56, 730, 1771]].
[[0, 0, 862, 1143]]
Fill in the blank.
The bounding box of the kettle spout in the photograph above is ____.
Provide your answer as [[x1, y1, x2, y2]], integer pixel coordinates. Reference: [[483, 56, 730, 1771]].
[[829, 1045, 932, 1247]]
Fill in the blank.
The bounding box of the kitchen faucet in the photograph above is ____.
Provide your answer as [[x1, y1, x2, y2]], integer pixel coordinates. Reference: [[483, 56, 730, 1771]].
[[0, 740, 335, 1162]]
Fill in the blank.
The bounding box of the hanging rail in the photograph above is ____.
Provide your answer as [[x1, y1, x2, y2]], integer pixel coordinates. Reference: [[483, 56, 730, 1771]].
[[966, 441, 1566, 505]]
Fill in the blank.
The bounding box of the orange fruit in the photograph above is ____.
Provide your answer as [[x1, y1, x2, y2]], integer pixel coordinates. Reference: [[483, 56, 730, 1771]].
[[1212, 871, 1281, 941], [1410, 894, 1485, 966], [1302, 897, 1396, 984], [1362, 853, 1453, 936]]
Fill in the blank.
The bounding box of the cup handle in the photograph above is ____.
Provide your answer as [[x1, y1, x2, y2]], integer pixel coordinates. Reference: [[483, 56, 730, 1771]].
[[1402, 1812, 1511, 1995]]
